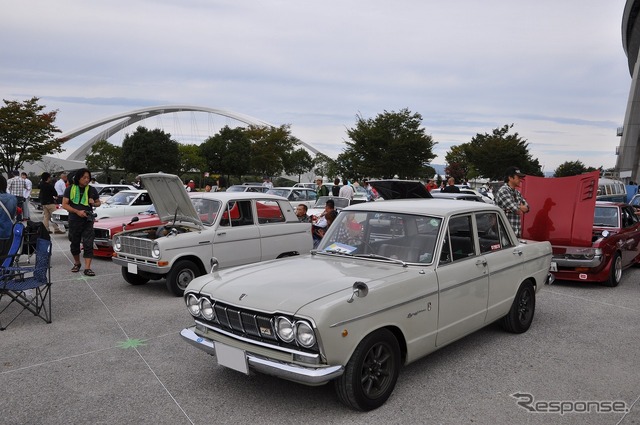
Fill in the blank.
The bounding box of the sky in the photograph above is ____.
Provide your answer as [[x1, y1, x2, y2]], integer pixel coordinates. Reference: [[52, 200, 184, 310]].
[[0, 0, 632, 173]]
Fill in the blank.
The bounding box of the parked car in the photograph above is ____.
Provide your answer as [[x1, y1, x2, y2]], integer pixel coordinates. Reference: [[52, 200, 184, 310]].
[[550, 201, 640, 286], [93, 183, 137, 202], [180, 194, 553, 411], [307, 196, 352, 217], [266, 187, 317, 209], [93, 206, 163, 258], [52, 190, 153, 227], [226, 185, 269, 193], [431, 192, 485, 202], [518, 171, 640, 287], [112, 173, 312, 296]]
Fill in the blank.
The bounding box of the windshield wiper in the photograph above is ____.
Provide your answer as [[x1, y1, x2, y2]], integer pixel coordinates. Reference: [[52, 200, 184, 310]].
[[353, 253, 408, 267], [320, 249, 355, 256]]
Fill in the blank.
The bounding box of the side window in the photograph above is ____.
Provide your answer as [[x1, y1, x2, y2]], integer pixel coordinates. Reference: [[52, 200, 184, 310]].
[[220, 200, 254, 227], [308, 190, 317, 201], [257, 200, 285, 224], [447, 215, 475, 261], [476, 212, 500, 254], [497, 216, 514, 248]]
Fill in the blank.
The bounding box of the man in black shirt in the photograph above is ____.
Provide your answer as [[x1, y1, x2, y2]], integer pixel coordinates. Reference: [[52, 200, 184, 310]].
[[39, 172, 65, 234]]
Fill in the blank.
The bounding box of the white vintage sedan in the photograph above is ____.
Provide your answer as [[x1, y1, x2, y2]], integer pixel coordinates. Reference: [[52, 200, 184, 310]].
[[112, 173, 312, 296], [180, 197, 553, 411], [51, 189, 153, 226]]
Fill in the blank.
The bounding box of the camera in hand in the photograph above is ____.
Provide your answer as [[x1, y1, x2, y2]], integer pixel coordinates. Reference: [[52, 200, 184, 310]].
[[86, 210, 98, 222]]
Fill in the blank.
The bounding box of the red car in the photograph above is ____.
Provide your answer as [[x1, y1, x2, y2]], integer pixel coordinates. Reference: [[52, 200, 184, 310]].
[[93, 206, 163, 258], [521, 171, 640, 286]]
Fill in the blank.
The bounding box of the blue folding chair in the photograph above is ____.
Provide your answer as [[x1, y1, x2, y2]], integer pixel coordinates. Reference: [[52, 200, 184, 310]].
[[0, 238, 52, 330], [1, 222, 24, 269]]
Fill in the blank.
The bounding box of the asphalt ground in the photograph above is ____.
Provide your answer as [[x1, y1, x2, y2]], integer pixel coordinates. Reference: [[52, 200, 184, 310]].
[[1, 211, 639, 424]]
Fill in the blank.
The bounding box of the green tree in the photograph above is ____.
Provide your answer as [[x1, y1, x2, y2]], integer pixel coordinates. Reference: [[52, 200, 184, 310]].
[[85, 140, 122, 181], [313, 153, 336, 178], [463, 124, 543, 181], [200, 126, 252, 181], [247, 124, 299, 177], [0, 97, 64, 173], [445, 145, 470, 182], [121, 126, 180, 175], [282, 148, 314, 182], [178, 144, 206, 177], [343, 109, 436, 179], [553, 160, 597, 177]]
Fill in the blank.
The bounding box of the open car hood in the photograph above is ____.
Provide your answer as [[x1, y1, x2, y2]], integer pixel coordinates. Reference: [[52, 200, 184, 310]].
[[369, 180, 432, 199], [138, 173, 202, 226], [520, 171, 598, 246]]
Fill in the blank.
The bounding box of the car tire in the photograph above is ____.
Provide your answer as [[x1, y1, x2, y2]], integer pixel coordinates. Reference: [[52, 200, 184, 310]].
[[603, 252, 622, 287], [335, 328, 401, 411], [500, 281, 535, 334], [166, 260, 200, 297], [121, 267, 150, 285]]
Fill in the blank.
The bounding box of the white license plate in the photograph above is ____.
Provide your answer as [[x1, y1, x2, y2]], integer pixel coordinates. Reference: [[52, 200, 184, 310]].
[[216, 342, 249, 374], [550, 262, 557, 272], [127, 263, 138, 274]]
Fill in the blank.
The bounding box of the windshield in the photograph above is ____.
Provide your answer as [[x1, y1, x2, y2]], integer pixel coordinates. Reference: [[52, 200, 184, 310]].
[[315, 196, 350, 209], [594, 206, 619, 227], [317, 211, 443, 264], [267, 189, 290, 198], [190, 198, 222, 226], [106, 191, 139, 205]]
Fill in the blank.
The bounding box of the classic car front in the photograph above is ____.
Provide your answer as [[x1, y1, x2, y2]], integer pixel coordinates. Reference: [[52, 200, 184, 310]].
[[92, 206, 162, 258], [181, 199, 552, 411], [112, 173, 312, 296]]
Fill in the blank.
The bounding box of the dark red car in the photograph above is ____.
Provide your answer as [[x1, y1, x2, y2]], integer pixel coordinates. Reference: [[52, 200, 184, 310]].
[[93, 206, 163, 258], [521, 171, 640, 286]]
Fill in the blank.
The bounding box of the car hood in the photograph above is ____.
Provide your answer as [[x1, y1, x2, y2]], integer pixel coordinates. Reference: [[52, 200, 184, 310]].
[[369, 180, 432, 199], [520, 171, 598, 246], [94, 213, 158, 229], [188, 255, 407, 314], [139, 173, 202, 226]]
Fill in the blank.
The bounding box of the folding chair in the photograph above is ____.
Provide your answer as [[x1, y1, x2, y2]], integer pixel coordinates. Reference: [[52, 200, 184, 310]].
[[0, 238, 52, 330], [1, 222, 24, 270]]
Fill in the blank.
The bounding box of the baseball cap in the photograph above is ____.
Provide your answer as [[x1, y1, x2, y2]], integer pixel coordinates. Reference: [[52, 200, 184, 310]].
[[505, 166, 526, 178]]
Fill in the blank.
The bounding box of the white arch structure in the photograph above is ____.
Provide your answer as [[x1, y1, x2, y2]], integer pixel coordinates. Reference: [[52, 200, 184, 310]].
[[63, 105, 322, 161]]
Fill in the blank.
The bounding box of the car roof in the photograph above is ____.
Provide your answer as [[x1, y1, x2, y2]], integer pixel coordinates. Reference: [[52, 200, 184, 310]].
[[189, 192, 289, 201], [343, 198, 502, 216]]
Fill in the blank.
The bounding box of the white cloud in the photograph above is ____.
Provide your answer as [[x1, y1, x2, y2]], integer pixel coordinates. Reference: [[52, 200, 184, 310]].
[[0, 0, 630, 171]]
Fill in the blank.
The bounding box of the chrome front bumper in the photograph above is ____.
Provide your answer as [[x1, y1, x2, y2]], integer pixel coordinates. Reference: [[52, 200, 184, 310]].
[[180, 327, 344, 386]]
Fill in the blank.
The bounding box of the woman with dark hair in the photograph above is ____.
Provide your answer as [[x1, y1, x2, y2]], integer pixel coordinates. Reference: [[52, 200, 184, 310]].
[[62, 168, 101, 276]]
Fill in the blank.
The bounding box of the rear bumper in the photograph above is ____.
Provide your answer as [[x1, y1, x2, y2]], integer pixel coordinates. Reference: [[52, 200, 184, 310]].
[[180, 326, 344, 386]]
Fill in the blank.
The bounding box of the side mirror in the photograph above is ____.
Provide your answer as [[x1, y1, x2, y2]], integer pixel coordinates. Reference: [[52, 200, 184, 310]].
[[210, 257, 220, 273], [347, 281, 368, 303]]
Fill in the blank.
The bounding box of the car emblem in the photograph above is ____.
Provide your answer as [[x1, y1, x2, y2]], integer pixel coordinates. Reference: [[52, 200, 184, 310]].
[[239, 293, 247, 301]]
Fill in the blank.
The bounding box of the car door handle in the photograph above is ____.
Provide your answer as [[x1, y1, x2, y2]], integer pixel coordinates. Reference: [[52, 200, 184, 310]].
[[217, 232, 226, 236], [513, 249, 523, 256], [475, 259, 487, 267]]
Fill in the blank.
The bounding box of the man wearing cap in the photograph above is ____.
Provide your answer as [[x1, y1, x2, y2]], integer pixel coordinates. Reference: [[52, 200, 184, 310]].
[[315, 177, 329, 197], [495, 166, 530, 237]]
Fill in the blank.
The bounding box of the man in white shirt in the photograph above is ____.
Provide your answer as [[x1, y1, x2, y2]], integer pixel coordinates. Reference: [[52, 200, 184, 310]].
[[54, 171, 67, 204], [20, 172, 32, 220], [338, 178, 355, 200]]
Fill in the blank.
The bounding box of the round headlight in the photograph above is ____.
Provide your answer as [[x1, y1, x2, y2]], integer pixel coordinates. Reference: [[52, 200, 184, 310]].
[[186, 294, 200, 316], [151, 242, 160, 259], [275, 316, 295, 342], [200, 298, 214, 320], [295, 321, 316, 348], [113, 235, 122, 251]]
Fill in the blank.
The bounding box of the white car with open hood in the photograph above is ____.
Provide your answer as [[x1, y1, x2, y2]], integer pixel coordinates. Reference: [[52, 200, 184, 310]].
[[111, 173, 312, 296], [180, 180, 553, 411]]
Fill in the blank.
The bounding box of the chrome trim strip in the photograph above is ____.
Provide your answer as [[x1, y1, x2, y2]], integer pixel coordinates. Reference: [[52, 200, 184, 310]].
[[194, 319, 319, 360], [330, 290, 438, 328], [180, 327, 342, 385]]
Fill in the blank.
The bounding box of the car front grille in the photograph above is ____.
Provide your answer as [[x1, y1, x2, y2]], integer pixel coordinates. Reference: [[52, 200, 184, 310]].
[[94, 228, 110, 239], [199, 298, 318, 352], [118, 236, 154, 257]]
